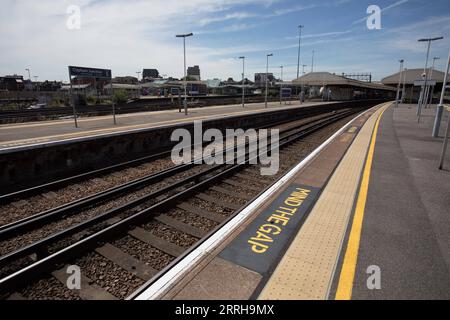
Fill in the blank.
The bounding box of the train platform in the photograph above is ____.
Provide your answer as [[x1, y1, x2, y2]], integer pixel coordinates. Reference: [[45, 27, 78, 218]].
[[0, 100, 329, 151], [132, 102, 450, 300]]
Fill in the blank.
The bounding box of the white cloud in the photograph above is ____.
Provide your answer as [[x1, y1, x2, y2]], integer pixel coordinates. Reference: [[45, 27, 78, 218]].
[[0, 0, 280, 81], [272, 4, 317, 16], [198, 12, 256, 26]]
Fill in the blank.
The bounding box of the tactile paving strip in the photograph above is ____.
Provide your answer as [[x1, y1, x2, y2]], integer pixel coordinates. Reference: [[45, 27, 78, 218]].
[[258, 103, 390, 300]]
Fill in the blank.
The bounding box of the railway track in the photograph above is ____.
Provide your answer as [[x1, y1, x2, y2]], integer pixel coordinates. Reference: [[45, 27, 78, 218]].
[[0, 107, 364, 300]]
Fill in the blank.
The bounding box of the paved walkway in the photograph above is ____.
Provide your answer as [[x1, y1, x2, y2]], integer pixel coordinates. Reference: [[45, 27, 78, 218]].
[[341, 104, 450, 299]]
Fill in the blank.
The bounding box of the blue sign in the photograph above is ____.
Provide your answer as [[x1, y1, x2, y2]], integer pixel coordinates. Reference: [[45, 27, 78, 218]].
[[281, 88, 292, 98]]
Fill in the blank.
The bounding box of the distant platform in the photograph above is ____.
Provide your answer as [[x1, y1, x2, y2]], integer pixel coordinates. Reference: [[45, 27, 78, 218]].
[[133, 102, 450, 300], [0, 101, 332, 151]]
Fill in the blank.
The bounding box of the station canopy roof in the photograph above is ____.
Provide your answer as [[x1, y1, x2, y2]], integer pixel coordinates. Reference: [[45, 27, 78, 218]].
[[293, 72, 395, 91], [381, 68, 446, 85]]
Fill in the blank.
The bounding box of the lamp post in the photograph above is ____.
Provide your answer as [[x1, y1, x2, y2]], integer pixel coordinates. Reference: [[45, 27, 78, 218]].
[[395, 59, 404, 108], [176, 32, 193, 115], [417, 36, 443, 121], [265, 53, 273, 108], [33, 76, 39, 93], [239, 56, 245, 108], [296, 25, 304, 80], [401, 68, 407, 102], [311, 50, 315, 73], [424, 57, 439, 109], [279, 65, 283, 105], [433, 50, 450, 138]]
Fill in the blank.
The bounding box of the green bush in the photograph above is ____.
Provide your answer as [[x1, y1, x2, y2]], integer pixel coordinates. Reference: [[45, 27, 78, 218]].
[[86, 95, 97, 105], [114, 89, 129, 103]]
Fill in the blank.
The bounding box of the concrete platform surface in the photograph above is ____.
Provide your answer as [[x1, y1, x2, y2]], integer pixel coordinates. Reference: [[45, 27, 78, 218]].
[[0, 101, 330, 150], [337, 104, 450, 299]]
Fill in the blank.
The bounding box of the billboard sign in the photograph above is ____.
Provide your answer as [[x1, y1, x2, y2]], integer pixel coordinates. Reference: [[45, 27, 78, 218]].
[[69, 66, 112, 79]]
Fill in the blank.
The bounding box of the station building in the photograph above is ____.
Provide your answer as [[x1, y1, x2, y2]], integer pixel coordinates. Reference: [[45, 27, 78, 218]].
[[292, 72, 396, 100], [381, 68, 446, 103]]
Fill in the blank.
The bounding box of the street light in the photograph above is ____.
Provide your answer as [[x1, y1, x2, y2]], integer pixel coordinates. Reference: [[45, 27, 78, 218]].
[[265, 53, 273, 108], [279, 66, 283, 105], [395, 59, 404, 108], [311, 49, 315, 73], [433, 50, 450, 138], [176, 32, 194, 115], [239, 56, 245, 108], [136, 71, 141, 82], [402, 68, 407, 102], [417, 36, 443, 121], [424, 57, 440, 109], [296, 25, 304, 80]]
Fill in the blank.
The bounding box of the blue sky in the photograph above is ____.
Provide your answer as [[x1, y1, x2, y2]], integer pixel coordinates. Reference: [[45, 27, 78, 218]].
[[1, 0, 449, 82]]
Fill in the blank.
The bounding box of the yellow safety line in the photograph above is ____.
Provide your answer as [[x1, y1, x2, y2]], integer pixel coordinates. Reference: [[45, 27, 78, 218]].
[[334, 104, 388, 300]]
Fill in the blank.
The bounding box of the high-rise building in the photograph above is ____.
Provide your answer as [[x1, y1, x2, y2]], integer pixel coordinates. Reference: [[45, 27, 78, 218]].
[[187, 65, 201, 81], [142, 69, 159, 81]]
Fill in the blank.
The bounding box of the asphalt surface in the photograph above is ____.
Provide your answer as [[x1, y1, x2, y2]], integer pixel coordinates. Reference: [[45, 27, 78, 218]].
[[351, 104, 450, 299]]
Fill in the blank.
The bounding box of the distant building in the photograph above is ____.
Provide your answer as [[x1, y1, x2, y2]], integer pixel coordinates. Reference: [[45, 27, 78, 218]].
[[187, 65, 201, 81], [113, 76, 138, 84], [39, 80, 62, 91], [0, 75, 24, 91], [381, 68, 446, 103], [254, 73, 274, 85], [142, 69, 159, 81]]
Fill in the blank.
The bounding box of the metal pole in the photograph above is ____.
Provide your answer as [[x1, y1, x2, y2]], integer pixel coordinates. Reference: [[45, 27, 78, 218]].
[[280, 66, 283, 105], [438, 106, 450, 170], [176, 33, 193, 115], [417, 37, 443, 120], [311, 50, 315, 73], [239, 56, 245, 108], [417, 40, 431, 118], [111, 77, 116, 125], [425, 57, 439, 109], [401, 68, 407, 102], [433, 50, 450, 137], [68, 67, 78, 128], [265, 53, 272, 108], [395, 59, 404, 108], [296, 25, 303, 80], [183, 36, 187, 115]]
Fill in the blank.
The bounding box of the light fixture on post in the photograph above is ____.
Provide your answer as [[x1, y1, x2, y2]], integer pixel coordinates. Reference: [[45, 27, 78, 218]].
[[176, 32, 194, 115]]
